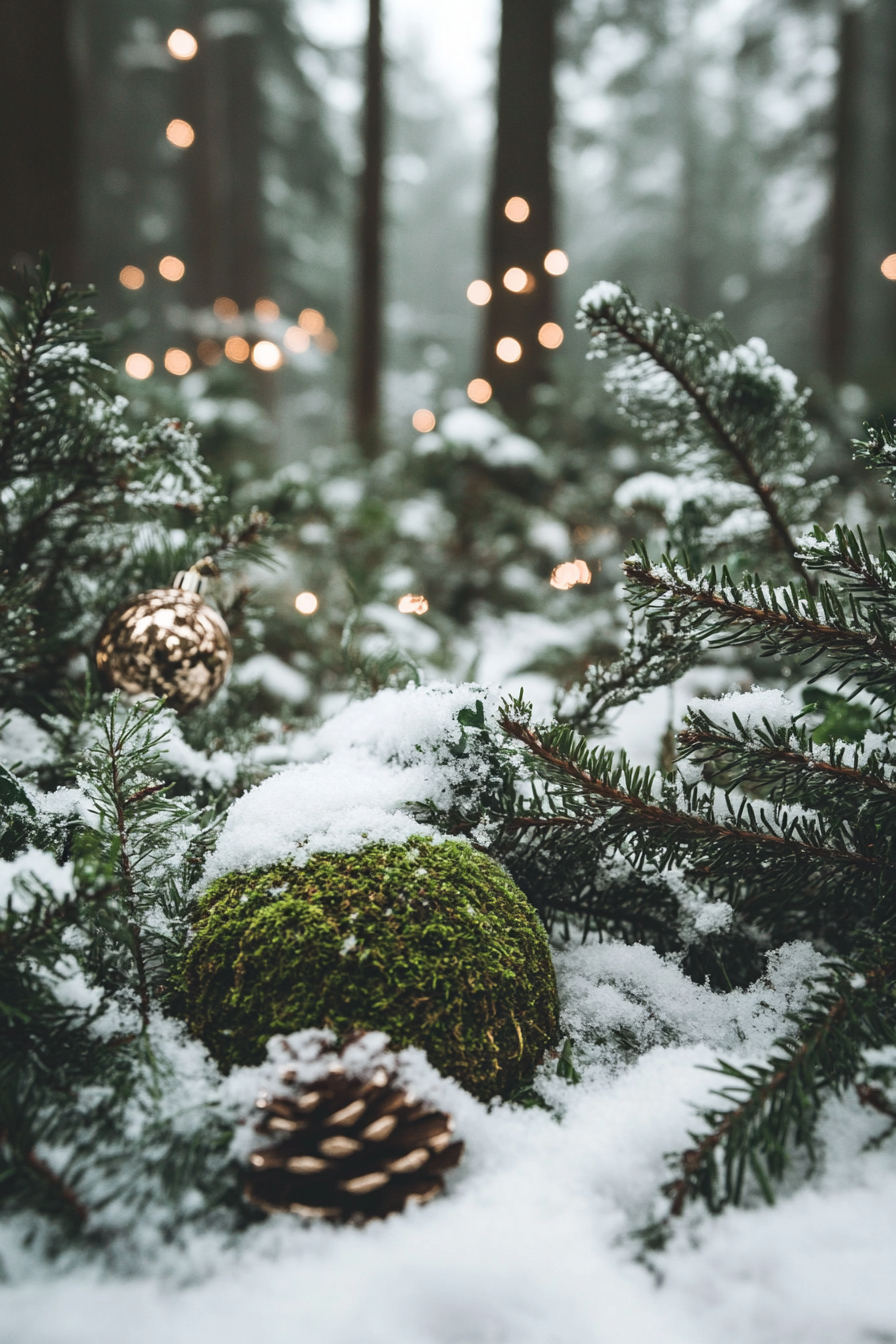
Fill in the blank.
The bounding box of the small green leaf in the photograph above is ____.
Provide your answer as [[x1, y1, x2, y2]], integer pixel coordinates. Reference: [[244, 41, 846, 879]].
[[802, 688, 873, 745], [557, 1037, 582, 1085]]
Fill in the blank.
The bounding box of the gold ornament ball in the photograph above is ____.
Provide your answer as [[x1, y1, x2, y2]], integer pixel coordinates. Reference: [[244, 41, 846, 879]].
[[95, 588, 232, 713]]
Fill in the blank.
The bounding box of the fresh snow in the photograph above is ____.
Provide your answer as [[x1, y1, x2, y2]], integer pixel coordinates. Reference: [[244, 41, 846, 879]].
[[203, 682, 500, 881], [3, 937, 896, 1344], [2, 681, 894, 1342]]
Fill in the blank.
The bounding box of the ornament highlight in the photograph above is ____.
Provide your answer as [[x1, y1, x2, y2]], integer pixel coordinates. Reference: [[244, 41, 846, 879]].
[[244, 1033, 464, 1223], [95, 561, 232, 713]]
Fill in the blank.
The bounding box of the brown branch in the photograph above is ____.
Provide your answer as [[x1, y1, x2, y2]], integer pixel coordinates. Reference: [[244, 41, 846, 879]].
[[501, 717, 883, 872], [678, 729, 896, 797], [663, 962, 896, 1215], [0, 1129, 88, 1222], [107, 723, 150, 1026], [626, 560, 896, 668], [600, 306, 813, 589]]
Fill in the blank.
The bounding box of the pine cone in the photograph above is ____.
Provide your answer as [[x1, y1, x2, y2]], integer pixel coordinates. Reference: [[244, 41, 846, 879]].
[[244, 1040, 464, 1223]]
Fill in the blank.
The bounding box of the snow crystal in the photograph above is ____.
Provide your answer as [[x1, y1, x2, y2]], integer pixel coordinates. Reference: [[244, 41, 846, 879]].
[[686, 686, 796, 738], [0, 709, 55, 768], [204, 682, 500, 882], [0, 847, 74, 912], [437, 407, 547, 471], [578, 279, 624, 310], [231, 654, 311, 706]]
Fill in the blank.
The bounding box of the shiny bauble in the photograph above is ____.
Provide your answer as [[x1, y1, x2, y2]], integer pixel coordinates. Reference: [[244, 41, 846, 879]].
[[95, 587, 232, 714]]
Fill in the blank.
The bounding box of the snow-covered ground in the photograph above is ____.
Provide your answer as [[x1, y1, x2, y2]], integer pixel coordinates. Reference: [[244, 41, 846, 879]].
[[2, 683, 894, 1343], [3, 939, 895, 1344]]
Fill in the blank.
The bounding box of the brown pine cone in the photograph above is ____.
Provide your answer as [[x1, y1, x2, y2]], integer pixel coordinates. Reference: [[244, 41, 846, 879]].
[[244, 1041, 464, 1224]]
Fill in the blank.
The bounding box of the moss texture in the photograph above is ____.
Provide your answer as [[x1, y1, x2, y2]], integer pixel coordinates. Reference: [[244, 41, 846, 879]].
[[181, 838, 559, 1100]]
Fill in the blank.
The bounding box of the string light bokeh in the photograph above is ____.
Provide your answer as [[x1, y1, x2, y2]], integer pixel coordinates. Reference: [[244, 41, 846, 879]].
[[158, 255, 185, 281], [466, 279, 492, 305], [251, 340, 283, 370], [543, 249, 568, 275], [167, 29, 198, 60], [295, 592, 319, 615], [224, 336, 250, 363], [504, 196, 529, 222], [467, 377, 492, 403], [397, 593, 429, 615], [550, 559, 592, 590], [125, 353, 153, 380], [496, 336, 522, 363], [412, 408, 436, 432], [166, 119, 195, 149], [164, 347, 191, 375]]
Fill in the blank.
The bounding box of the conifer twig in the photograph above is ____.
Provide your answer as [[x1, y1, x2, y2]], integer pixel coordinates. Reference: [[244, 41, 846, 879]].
[[501, 717, 883, 873], [595, 303, 812, 587]]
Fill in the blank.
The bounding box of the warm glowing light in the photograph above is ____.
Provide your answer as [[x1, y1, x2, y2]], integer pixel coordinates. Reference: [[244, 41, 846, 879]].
[[214, 296, 239, 320], [197, 339, 223, 366], [882, 255, 896, 281], [158, 254, 185, 282], [284, 326, 310, 352], [295, 591, 319, 615], [166, 118, 195, 148], [398, 593, 429, 615], [167, 28, 198, 60], [125, 353, 153, 380], [550, 559, 592, 591], [538, 322, 564, 349], [466, 279, 492, 306], [164, 347, 191, 375], [504, 196, 530, 222], [544, 249, 569, 276], [251, 340, 283, 370], [299, 308, 325, 334], [255, 298, 280, 321], [503, 267, 530, 293], [119, 265, 144, 290], [496, 336, 522, 363], [224, 336, 250, 363], [467, 378, 492, 404], [314, 328, 338, 353], [412, 408, 436, 433]]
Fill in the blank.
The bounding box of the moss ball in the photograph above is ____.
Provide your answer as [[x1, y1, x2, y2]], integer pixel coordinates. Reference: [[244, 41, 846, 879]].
[[181, 837, 558, 1100]]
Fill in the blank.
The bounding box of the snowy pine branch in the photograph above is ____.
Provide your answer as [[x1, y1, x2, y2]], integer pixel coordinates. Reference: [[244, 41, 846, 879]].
[[577, 281, 826, 583]]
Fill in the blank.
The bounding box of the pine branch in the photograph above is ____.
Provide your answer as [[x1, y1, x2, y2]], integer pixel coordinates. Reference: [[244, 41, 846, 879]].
[[664, 960, 896, 1215], [624, 549, 896, 692], [577, 283, 817, 585], [500, 715, 883, 876]]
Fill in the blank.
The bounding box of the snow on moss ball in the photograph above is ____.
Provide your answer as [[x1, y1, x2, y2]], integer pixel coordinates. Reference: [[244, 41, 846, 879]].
[[181, 837, 559, 1100]]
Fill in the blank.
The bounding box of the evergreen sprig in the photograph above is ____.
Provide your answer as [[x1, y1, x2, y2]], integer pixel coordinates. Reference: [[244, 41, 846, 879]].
[[577, 280, 829, 581]]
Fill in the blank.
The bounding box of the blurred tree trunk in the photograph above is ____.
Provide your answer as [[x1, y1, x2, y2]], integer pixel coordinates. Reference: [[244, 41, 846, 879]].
[[353, 0, 384, 457], [0, 0, 79, 285], [824, 2, 861, 384], [484, 0, 557, 425], [183, 4, 266, 310]]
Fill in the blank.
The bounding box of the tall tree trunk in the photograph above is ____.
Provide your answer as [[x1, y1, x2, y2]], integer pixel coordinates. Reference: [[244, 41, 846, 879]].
[[824, 3, 861, 384], [353, 0, 384, 457], [484, 0, 557, 425], [0, 0, 79, 285], [183, 4, 266, 310]]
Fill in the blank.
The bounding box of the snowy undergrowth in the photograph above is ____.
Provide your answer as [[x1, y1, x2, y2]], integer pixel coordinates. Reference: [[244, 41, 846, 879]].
[[3, 937, 895, 1344], [4, 683, 896, 1342]]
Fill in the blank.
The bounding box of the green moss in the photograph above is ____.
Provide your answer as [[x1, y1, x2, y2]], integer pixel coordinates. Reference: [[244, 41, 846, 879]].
[[181, 838, 559, 1100]]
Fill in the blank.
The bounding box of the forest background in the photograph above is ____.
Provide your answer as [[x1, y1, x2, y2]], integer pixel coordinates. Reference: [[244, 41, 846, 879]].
[[4, 0, 896, 740]]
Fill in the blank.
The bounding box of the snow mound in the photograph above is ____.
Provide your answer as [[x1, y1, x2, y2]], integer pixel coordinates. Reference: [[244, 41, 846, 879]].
[[204, 682, 501, 881]]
